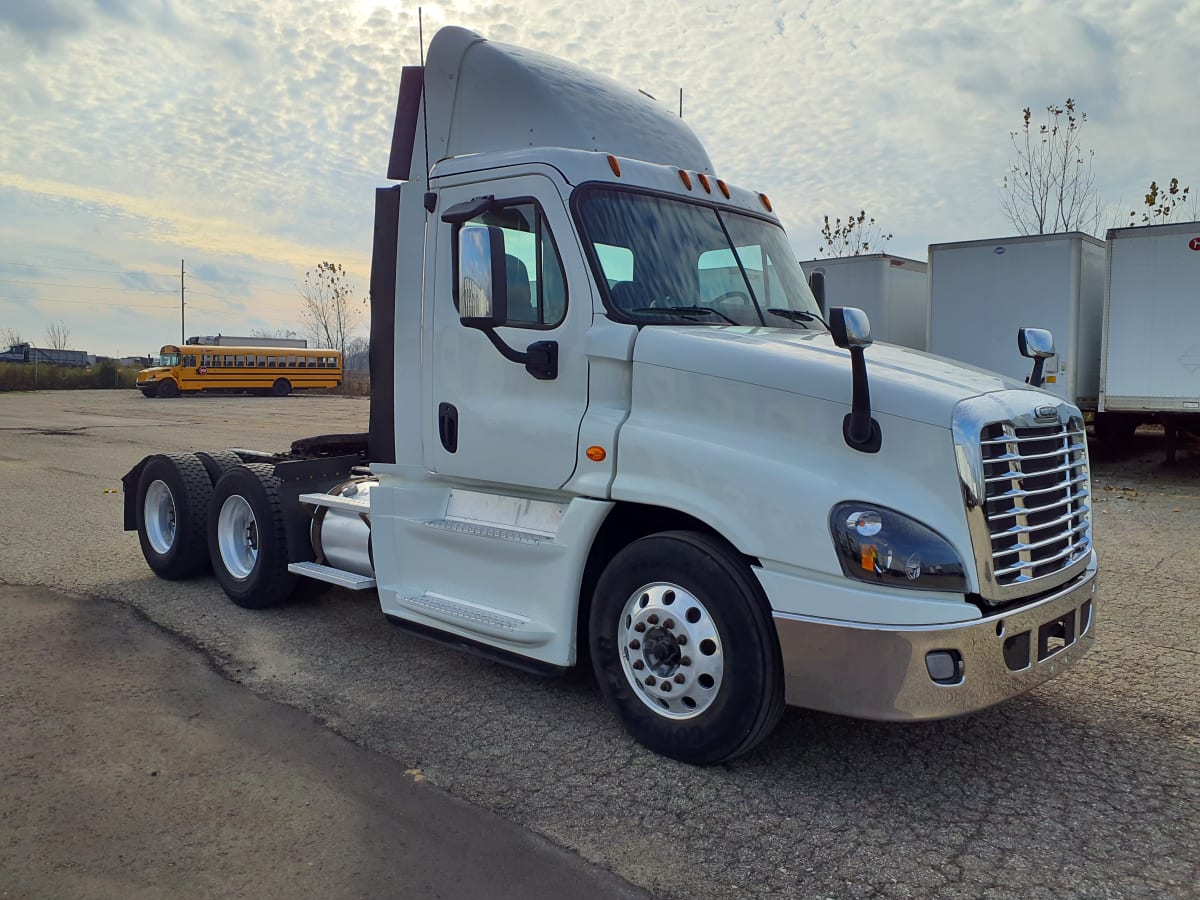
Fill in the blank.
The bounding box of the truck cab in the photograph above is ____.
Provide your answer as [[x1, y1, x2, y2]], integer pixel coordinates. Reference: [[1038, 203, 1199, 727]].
[[124, 27, 1097, 764]]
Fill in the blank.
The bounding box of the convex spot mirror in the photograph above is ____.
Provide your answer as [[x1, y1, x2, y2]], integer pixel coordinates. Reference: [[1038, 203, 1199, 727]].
[[829, 307, 873, 349], [458, 225, 509, 329], [1017, 327, 1055, 360]]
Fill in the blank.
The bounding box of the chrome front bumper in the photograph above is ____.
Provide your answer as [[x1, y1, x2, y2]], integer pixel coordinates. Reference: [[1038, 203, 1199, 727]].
[[774, 560, 1097, 721]]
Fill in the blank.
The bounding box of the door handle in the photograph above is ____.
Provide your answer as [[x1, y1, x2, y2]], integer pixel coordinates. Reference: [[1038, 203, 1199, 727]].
[[438, 402, 458, 453]]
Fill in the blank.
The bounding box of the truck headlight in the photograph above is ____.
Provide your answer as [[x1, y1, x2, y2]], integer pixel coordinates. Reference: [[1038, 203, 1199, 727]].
[[829, 503, 966, 593]]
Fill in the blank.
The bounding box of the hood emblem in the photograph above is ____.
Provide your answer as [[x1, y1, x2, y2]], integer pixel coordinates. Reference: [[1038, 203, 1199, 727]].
[[1035, 405, 1058, 421]]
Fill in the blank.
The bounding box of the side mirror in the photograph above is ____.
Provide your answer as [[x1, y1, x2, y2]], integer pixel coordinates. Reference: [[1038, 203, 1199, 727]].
[[829, 307, 873, 349], [1017, 327, 1055, 388], [458, 225, 509, 329], [808, 271, 826, 314]]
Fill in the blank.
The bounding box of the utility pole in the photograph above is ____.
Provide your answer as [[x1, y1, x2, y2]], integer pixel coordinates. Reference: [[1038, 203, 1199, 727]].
[[180, 259, 186, 344]]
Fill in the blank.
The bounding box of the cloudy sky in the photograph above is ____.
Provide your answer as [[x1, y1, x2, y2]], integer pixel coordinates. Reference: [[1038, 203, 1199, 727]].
[[1, 0, 1197, 358]]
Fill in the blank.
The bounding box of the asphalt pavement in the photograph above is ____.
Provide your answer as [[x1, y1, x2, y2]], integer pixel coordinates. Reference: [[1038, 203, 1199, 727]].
[[0, 390, 1197, 899]]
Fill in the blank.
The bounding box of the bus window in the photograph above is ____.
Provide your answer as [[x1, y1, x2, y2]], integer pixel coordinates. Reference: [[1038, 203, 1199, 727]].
[[182, 354, 196, 367], [201, 354, 212, 367], [305, 357, 314, 368], [235, 355, 245, 367], [267, 356, 276, 367], [224, 355, 235, 367], [316, 357, 325, 368], [256, 355, 267, 367], [287, 356, 297, 367]]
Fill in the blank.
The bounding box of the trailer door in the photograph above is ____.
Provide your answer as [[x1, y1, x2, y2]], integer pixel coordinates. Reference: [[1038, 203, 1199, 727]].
[[426, 173, 590, 489]]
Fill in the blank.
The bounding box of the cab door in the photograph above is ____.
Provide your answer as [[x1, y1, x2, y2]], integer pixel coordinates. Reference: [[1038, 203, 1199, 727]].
[[425, 173, 590, 490]]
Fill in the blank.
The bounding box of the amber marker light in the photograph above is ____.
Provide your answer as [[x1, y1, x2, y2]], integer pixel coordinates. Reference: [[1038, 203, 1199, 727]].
[[678, 169, 693, 190], [697, 172, 712, 193], [586, 446, 607, 462], [758, 192, 773, 212], [607, 154, 622, 177], [716, 179, 731, 199]]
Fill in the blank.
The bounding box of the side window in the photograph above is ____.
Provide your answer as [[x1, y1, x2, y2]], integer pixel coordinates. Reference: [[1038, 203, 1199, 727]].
[[201, 354, 211, 367], [235, 355, 246, 367], [182, 354, 196, 367], [267, 356, 276, 368], [459, 201, 567, 328], [287, 356, 297, 368], [224, 355, 235, 367], [307, 356, 316, 368], [256, 355, 267, 367]]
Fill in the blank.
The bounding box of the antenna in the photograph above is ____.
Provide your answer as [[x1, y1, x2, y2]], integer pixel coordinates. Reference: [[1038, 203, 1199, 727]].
[[679, 88, 683, 118], [418, 7, 434, 212]]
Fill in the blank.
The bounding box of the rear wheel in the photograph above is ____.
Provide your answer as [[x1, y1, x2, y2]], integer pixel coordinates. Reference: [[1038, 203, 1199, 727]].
[[589, 530, 785, 765], [271, 378, 291, 397], [156, 379, 180, 398], [208, 463, 296, 608], [140, 388, 156, 398], [194, 449, 244, 485], [135, 453, 212, 579]]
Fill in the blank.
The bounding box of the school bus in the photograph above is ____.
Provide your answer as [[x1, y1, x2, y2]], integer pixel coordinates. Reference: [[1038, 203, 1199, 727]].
[[136, 344, 343, 397]]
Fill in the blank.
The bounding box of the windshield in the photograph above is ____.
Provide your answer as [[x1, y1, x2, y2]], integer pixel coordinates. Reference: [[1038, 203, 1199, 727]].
[[157, 353, 180, 367], [577, 188, 824, 329]]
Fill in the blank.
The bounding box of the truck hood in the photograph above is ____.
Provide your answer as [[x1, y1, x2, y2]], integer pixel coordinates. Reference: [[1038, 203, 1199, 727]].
[[633, 326, 1037, 428]]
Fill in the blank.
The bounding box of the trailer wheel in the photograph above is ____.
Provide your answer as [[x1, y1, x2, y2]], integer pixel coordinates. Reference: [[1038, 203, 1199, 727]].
[[589, 530, 785, 765], [156, 379, 180, 398], [208, 463, 296, 609], [194, 449, 244, 485], [136, 453, 213, 580], [271, 378, 291, 397]]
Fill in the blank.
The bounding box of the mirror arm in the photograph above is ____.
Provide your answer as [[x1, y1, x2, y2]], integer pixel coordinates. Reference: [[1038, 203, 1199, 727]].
[[479, 328, 558, 381], [1027, 357, 1046, 388], [843, 346, 882, 453]]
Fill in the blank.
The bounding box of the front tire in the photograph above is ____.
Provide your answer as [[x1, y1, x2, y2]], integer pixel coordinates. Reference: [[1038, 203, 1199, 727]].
[[208, 463, 296, 609], [271, 378, 291, 397], [156, 379, 180, 398], [135, 453, 213, 579], [589, 531, 785, 765]]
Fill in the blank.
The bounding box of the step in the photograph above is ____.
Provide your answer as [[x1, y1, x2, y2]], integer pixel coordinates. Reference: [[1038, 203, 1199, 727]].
[[288, 561, 376, 590], [299, 492, 371, 514], [422, 518, 551, 544], [395, 592, 552, 645]]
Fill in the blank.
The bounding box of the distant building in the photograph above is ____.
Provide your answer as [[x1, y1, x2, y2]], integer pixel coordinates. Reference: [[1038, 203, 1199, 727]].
[[185, 334, 308, 348]]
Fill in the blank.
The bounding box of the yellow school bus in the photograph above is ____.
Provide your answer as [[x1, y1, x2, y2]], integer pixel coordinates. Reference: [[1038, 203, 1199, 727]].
[[136, 344, 343, 397]]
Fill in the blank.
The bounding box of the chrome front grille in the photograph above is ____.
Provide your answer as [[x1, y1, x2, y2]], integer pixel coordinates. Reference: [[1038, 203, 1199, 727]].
[[979, 419, 1091, 588]]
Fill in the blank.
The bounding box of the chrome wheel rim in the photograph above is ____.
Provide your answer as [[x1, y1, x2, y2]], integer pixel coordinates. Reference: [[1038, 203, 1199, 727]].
[[217, 495, 258, 580], [143, 480, 177, 554], [618, 582, 724, 720]]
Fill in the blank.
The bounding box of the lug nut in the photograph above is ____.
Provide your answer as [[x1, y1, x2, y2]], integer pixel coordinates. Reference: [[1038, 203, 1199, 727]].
[[645, 676, 656, 686], [632, 660, 644, 670], [629, 639, 640, 650], [680, 656, 691, 667], [674, 673, 685, 684], [661, 682, 672, 692], [647, 614, 659, 625], [663, 619, 675, 630], [634, 622, 646, 633], [676, 635, 687, 646]]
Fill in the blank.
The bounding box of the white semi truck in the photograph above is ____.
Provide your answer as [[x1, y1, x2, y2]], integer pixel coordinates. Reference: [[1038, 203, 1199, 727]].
[[122, 27, 1098, 764]]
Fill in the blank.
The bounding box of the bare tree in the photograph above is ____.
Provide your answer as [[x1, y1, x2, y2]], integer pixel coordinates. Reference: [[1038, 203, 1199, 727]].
[[249, 327, 300, 340], [1128, 178, 1199, 226], [1001, 99, 1104, 236], [816, 211, 893, 257], [344, 335, 370, 373], [1, 326, 22, 349], [299, 261, 362, 358], [45, 320, 71, 350]]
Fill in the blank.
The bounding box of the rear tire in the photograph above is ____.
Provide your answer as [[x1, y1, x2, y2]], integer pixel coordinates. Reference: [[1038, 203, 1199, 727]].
[[156, 379, 180, 398], [271, 378, 291, 397], [208, 463, 296, 609], [194, 449, 245, 485], [135, 453, 213, 580], [589, 530, 785, 765], [140, 389, 156, 398]]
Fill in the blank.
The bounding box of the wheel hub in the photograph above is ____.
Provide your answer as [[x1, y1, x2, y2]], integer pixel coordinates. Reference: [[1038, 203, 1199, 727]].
[[618, 583, 724, 720]]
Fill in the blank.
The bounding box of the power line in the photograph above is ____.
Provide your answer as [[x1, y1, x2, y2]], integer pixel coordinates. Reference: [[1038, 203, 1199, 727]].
[[0, 277, 177, 294], [0, 259, 179, 278]]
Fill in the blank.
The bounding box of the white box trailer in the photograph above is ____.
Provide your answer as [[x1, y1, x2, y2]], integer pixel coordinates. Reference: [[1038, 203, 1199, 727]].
[[1100, 220, 1200, 413], [927, 233, 1106, 409], [799, 254, 928, 350]]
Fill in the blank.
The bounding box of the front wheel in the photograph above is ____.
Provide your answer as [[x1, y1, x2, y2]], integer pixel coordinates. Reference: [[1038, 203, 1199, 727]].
[[208, 463, 297, 608], [271, 378, 291, 397], [156, 379, 180, 398], [589, 530, 785, 765]]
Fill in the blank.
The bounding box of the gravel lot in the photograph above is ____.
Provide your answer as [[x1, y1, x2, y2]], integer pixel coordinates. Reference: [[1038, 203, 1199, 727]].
[[1, 390, 1197, 899]]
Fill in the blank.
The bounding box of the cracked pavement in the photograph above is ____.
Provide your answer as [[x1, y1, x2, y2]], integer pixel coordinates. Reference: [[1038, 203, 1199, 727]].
[[0, 391, 1197, 898]]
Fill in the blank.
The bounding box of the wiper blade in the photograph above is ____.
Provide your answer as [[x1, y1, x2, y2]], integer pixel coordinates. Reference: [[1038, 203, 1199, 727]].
[[630, 306, 738, 326], [766, 307, 828, 329]]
